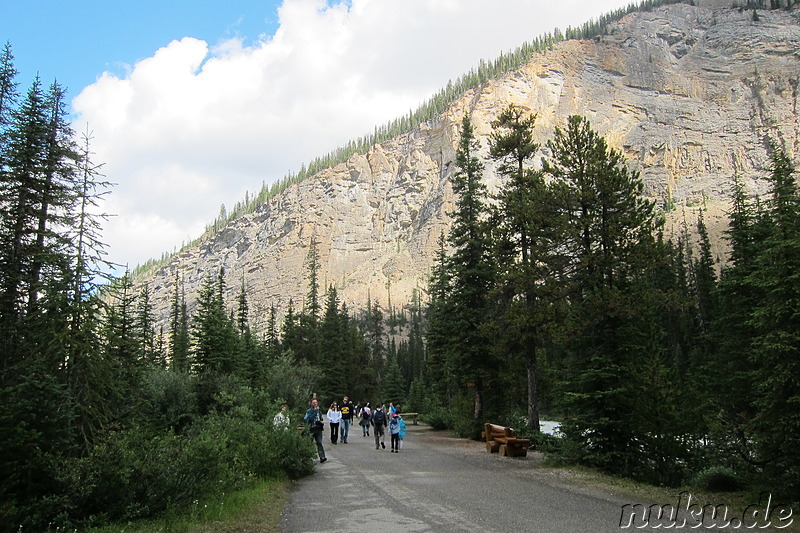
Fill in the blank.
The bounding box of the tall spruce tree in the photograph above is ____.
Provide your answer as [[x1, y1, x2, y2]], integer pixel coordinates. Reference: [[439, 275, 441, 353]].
[[446, 114, 495, 422], [708, 175, 766, 463], [543, 115, 663, 475], [0, 77, 51, 367], [746, 146, 800, 498], [191, 268, 237, 376], [169, 271, 190, 372], [319, 284, 347, 399], [487, 104, 562, 430], [0, 42, 18, 167], [135, 283, 159, 365], [424, 233, 453, 403]]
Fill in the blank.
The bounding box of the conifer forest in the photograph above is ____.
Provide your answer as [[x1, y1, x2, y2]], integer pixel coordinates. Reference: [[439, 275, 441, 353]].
[[2, 18, 800, 531]]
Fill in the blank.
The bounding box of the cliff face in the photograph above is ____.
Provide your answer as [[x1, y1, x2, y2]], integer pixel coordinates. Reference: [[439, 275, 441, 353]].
[[139, 1, 800, 331]]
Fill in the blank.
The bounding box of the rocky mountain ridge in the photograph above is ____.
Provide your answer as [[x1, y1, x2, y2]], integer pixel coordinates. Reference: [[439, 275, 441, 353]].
[[137, 0, 800, 333]]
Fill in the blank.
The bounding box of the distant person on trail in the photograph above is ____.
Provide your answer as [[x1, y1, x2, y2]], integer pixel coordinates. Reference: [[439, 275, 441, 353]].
[[371, 404, 387, 450], [389, 402, 397, 417], [389, 413, 401, 452], [304, 398, 327, 463], [340, 396, 354, 444], [273, 403, 290, 430], [360, 402, 371, 437], [327, 402, 341, 445]]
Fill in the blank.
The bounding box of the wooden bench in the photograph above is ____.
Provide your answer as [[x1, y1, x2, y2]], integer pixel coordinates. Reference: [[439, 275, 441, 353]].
[[401, 412, 419, 425], [482, 423, 531, 457]]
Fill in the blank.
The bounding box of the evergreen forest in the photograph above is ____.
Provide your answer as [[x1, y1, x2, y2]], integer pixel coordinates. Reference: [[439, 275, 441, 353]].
[[2, 11, 800, 530]]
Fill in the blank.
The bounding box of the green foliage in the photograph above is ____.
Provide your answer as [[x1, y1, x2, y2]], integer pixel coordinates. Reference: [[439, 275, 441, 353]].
[[693, 466, 743, 492], [139, 367, 198, 432], [40, 413, 314, 530], [421, 405, 453, 431]]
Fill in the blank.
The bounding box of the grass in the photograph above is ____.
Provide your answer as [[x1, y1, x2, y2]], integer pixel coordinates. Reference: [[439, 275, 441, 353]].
[[82, 477, 291, 533]]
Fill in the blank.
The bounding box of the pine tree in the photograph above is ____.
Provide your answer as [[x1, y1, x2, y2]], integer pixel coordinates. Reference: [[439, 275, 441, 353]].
[[191, 268, 237, 376], [169, 271, 190, 372], [446, 114, 496, 421], [264, 303, 280, 359], [103, 272, 141, 390], [425, 233, 454, 404], [381, 355, 406, 407], [364, 295, 386, 371], [543, 115, 663, 475], [136, 283, 159, 365], [235, 275, 259, 382], [304, 236, 322, 323], [708, 175, 765, 461], [746, 146, 800, 498], [0, 41, 18, 165], [0, 77, 50, 367], [319, 285, 347, 399], [487, 104, 560, 430]]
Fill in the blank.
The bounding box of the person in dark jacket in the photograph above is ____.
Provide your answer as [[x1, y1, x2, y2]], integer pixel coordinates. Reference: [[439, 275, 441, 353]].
[[371, 405, 387, 450], [304, 398, 327, 463]]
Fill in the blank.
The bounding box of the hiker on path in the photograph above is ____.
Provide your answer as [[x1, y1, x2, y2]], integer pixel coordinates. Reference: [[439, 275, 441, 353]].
[[304, 398, 327, 463], [340, 396, 354, 443], [327, 402, 341, 445], [371, 404, 387, 450], [389, 413, 401, 452], [360, 402, 371, 437]]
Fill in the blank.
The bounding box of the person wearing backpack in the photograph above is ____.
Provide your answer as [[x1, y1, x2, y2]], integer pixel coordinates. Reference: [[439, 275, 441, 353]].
[[371, 404, 387, 450], [359, 402, 371, 437]]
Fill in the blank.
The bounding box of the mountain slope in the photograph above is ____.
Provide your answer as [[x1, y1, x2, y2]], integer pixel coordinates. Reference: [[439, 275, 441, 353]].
[[138, 0, 800, 332]]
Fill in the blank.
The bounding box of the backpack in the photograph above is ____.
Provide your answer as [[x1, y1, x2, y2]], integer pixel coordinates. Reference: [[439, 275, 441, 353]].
[[372, 409, 386, 426]]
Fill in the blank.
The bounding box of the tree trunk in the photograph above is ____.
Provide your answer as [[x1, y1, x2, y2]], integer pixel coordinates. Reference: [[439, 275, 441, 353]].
[[527, 346, 540, 432]]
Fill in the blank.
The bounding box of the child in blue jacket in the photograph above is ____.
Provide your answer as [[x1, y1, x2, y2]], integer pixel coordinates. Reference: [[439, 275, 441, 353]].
[[389, 413, 405, 452]]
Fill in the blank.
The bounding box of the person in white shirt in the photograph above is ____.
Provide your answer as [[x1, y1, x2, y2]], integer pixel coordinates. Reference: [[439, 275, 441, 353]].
[[273, 403, 290, 429], [327, 402, 342, 444]]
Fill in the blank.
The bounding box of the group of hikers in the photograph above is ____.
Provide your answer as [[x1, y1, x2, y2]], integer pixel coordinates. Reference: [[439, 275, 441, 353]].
[[275, 396, 407, 463]]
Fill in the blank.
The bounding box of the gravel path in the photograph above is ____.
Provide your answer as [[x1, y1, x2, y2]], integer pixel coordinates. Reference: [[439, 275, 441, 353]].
[[280, 423, 635, 532]]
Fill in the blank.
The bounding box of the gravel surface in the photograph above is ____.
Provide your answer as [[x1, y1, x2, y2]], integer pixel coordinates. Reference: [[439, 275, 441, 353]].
[[280, 423, 636, 532]]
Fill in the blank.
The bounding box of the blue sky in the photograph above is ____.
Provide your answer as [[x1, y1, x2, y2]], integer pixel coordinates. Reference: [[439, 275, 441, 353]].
[[2, 0, 634, 270], [3, 1, 281, 100]]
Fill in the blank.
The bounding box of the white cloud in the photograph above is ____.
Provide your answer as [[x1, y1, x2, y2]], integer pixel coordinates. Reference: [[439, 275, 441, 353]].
[[72, 0, 633, 269]]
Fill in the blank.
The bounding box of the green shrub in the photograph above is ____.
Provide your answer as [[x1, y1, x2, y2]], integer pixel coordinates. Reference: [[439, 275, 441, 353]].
[[421, 406, 452, 430], [139, 367, 199, 432], [453, 416, 484, 440], [693, 466, 743, 492], [37, 407, 316, 531]]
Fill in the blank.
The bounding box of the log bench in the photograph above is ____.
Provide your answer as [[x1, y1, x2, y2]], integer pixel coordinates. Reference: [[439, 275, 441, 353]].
[[482, 423, 531, 457], [401, 412, 419, 425]]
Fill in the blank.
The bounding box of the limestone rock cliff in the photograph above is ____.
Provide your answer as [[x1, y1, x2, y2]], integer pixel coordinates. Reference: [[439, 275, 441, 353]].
[[138, 0, 800, 331]]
